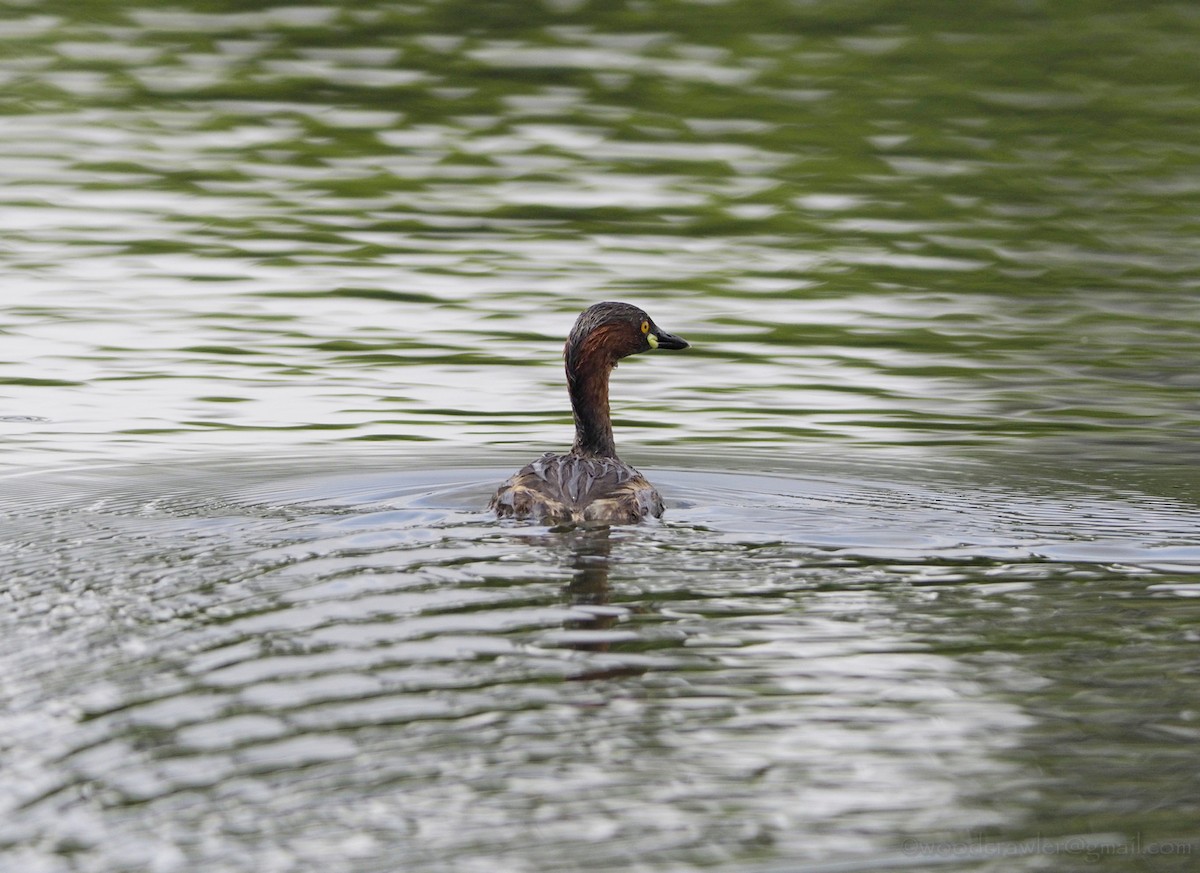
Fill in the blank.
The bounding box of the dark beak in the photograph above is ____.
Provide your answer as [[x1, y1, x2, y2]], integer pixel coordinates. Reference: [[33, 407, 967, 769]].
[[653, 328, 689, 351]]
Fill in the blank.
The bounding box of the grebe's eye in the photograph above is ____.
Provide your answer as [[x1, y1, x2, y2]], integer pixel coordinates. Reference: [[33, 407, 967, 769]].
[[640, 321, 650, 334]]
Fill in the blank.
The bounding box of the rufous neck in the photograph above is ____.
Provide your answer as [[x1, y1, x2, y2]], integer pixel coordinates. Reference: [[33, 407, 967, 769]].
[[566, 349, 617, 459]]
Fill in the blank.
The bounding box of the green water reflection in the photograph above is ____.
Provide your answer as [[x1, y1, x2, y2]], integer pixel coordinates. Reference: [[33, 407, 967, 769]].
[[2, 0, 1197, 484]]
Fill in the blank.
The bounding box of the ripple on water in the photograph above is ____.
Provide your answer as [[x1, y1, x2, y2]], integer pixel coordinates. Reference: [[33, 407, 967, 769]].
[[4, 1, 1200, 869], [2, 454, 1199, 869]]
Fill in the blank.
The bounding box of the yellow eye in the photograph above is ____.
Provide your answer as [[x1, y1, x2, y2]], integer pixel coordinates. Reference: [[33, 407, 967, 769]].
[[640, 320, 650, 334]]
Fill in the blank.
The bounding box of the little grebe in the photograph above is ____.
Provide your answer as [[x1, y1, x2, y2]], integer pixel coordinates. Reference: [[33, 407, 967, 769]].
[[490, 301, 689, 524]]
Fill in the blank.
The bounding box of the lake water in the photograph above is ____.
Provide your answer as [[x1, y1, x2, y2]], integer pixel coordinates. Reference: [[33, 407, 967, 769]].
[[2, 1, 1199, 871]]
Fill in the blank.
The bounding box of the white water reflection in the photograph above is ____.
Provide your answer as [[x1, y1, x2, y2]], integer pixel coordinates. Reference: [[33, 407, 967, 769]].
[[2, 448, 1199, 872], [13, 457, 1186, 871]]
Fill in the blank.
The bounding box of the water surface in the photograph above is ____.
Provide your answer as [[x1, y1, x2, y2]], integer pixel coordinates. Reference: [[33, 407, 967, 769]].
[[2, 1, 1199, 870]]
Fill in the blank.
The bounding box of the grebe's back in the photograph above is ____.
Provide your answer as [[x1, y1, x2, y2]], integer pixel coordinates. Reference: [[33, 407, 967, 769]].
[[491, 452, 664, 524]]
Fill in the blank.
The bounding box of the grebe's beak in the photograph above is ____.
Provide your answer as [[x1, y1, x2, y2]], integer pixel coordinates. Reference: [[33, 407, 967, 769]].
[[648, 327, 689, 351]]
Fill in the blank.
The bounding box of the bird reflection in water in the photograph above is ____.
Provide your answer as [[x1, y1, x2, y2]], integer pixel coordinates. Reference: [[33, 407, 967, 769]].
[[559, 529, 650, 680]]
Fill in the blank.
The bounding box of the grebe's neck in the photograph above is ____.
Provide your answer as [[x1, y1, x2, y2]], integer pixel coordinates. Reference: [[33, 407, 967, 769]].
[[566, 342, 617, 459]]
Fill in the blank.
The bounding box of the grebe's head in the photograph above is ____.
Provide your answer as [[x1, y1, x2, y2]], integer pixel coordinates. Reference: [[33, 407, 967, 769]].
[[565, 302, 689, 369]]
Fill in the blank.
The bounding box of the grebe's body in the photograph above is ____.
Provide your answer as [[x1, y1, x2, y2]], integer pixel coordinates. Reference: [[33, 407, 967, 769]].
[[491, 452, 664, 524], [490, 302, 689, 525]]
